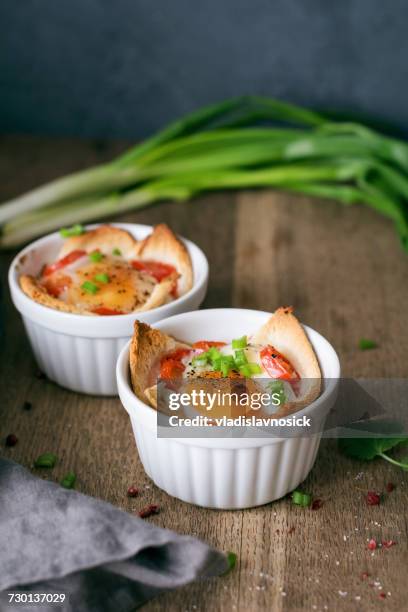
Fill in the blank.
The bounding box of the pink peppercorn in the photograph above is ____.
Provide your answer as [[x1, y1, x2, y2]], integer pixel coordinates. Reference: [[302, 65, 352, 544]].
[[366, 491, 381, 505], [127, 486, 139, 497]]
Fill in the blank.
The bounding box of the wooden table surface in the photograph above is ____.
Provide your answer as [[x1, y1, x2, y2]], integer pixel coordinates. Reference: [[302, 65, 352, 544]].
[[1, 136, 407, 612]]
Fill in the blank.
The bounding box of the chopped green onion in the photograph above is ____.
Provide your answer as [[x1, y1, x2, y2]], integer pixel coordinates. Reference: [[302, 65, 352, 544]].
[[191, 352, 209, 363], [239, 365, 252, 377], [81, 281, 99, 294], [359, 338, 378, 351], [224, 551, 237, 574], [34, 452, 57, 468], [292, 490, 312, 507], [94, 273, 109, 284], [192, 357, 208, 368], [234, 349, 248, 367], [89, 250, 103, 262], [221, 361, 230, 377], [267, 380, 286, 406], [239, 362, 262, 377], [60, 224, 84, 238], [208, 346, 222, 361], [212, 357, 222, 371], [61, 472, 76, 489], [232, 335, 247, 349], [112, 248, 122, 256]]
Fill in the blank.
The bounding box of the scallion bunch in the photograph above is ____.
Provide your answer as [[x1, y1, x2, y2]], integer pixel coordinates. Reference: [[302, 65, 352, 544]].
[[1, 96, 408, 250]]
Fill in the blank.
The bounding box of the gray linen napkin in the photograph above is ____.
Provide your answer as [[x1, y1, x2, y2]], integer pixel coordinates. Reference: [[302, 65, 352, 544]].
[[0, 459, 228, 611]]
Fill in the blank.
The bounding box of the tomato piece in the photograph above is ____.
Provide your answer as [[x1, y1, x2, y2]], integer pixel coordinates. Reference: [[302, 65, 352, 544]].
[[159, 348, 191, 379], [192, 341, 227, 351], [42, 250, 86, 276], [131, 260, 176, 282], [42, 275, 72, 297], [92, 307, 124, 316], [170, 279, 178, 299], [260, 345, 299, 380]]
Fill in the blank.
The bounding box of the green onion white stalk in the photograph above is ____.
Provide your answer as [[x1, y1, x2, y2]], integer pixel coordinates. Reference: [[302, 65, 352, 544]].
[[1, 96, 408, 250]]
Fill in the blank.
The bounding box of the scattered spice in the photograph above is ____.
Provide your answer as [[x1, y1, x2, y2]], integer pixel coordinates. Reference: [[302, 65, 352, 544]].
[[361, 572, 370, 580], [288, 526, 296, 535], [381, 540, 396, 549], [311, 498, 323, 510], [60, 472, 76, 489], [138, 504, 159, 518], [34, 452, 57, 468], [127, 486, 139, 497], [5, 434, 18, 447], [367, 539, 377, 550], [22, 401, 32, 411], [386, 482, 395, 493], [366, 491, 381, 506], [379, 592, 386, 599]]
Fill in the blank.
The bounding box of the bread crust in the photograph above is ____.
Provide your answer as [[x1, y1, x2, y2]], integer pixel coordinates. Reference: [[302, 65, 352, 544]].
[[134, 224, 193, 296], [19, 275, 95, 315], [58, 225, 139, 259], [129, 320, 189, 404], [251, 306, 321, 408]]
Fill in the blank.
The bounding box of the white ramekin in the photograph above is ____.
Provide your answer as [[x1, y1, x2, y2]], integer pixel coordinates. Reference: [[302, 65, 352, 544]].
[[8, 224, 209, 396], [116, 308, 341, 509]]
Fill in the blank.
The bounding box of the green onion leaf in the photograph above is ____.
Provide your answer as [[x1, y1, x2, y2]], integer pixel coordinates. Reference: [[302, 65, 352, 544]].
[[94, 273, 109, 284], [60, 224, 84, 238], [34, 452, 57, 468], [359, 338, 378, 351], [61, 472, 76, 489], [292, 490, 312, 507], [89, 250, 103, 262], [239, 362, 262, 377], [208, 346, 222, 362], [234, 349, 248, 366], [81, 281, 99, 294], [232, 335, 247, 349], [112, 248, 122, 256], [212, 357, 222, 371], [192, 357, 208, 368], [225, 551, 237, 573]]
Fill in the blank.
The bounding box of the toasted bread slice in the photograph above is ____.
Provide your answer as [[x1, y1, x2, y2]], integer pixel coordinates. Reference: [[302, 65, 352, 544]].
[[19, 275, 95, 315], [134, 224, 193, 296], [251, 306, 321, 409], [129, 321, 190, 406], [58, 225, 139, 259]]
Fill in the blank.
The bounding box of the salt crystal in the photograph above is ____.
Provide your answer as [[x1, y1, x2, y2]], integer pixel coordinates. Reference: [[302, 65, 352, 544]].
[[338, 590, 347, 597]]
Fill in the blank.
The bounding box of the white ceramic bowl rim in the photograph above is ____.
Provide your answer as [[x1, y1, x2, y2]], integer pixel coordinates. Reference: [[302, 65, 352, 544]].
[[116, 308, 341, 448], [8, 223, 209, 336]]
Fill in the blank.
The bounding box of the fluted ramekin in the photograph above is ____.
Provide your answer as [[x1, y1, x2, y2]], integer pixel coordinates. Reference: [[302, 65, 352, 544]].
[[116, 308, 340, 509], [8, 224, 209, 395]]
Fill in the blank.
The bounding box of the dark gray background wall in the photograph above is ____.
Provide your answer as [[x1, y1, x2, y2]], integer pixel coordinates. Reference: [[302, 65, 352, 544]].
[[0, 0, 407, 140]]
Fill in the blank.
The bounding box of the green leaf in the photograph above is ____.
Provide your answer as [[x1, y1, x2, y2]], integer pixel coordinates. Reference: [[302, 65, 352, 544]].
[[339, 436, 408, 461]]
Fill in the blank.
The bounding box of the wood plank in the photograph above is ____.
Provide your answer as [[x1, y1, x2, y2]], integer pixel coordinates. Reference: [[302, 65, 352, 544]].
[[0, 136, 407, 612]]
